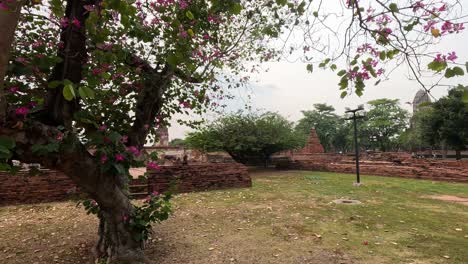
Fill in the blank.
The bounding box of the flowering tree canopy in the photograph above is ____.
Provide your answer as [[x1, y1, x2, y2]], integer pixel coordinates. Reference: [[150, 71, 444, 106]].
[[0, 0, 466, 262]]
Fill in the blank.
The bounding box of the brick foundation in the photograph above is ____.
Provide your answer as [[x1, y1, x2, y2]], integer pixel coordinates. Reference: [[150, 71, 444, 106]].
[[147, 163, 251, 193], [0, 170, 80, 205], [0, 163, 251, 206], [276, 154, 468, 183]]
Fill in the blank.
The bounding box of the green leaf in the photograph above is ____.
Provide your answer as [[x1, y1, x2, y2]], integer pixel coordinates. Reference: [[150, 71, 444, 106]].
[[276, 0, 287, 6], [462, 88, 468, 103], [185, 10, 194, 20], [444, 67, 464, 78], [0, 136, 15, 149], [428, 60, 447, 72], [379, 51, 386, 61], [0, 163, 12, 172], [306, 64, 313, 73], [339, 78, 349, 90], [465, 62, 468, 72], [187, 28, 194, 37], [330, 64, 337, 71], [78, 87, 95, 99], [340, 91, 348, 98], [0, 146, 12, 159], [313, 11, 318, 17], [453, 66, 465, 76], [230, 3, 243, 15], [63, 83, 75, 101], [337, 70, 347, 77], [48, 80, 62, 89], [389, 3, 399, 12]]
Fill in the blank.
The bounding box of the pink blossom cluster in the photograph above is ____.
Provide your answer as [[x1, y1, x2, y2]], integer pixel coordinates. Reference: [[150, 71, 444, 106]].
[[115, 153, 125, 162], [412, 1, 425, 12], [441, 21, 465, 34], [126, 146, 142, 157], [434, 52, 457, 63], [147, 161, 160, 171], [356, 43, 380, 57]]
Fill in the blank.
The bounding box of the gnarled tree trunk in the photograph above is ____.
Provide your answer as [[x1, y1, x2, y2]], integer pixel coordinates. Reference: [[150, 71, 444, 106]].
[[1, 0, 174, 262], [0, 0, 23, 123]]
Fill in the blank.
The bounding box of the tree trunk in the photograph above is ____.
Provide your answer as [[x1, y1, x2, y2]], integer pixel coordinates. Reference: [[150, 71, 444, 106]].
[[95, 196, 146, 263], [455, 149, 461, 160], [0, 0, 23, 123]]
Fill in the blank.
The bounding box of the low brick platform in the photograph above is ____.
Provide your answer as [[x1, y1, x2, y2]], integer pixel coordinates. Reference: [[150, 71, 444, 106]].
[[276, 154, 468, 183], [0, 170, 80, 205], [147, 163, 251, 193], [0, 163, 251, 205]]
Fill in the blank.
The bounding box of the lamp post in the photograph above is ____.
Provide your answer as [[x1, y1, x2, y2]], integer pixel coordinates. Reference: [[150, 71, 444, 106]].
[[345, 105, 365, 186]]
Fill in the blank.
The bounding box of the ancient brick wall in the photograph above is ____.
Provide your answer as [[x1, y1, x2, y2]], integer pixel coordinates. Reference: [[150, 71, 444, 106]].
[[147, 163, 251, 194], [0, 170, 80, 205], [281, 154, 468, 183], [0, 163, 251, 205]]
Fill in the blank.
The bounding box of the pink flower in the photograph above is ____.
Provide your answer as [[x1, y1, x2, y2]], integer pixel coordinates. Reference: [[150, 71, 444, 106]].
[[121, 135, 128, 143], [122, 214, 129, 222], [434, 54, 445, 63], [180, 30, 188, 38], [72, 18, 81, 28], [15, 107, 29, 117], [424, 21, 437, 32], [0, 2, 8, 11], [98, 125, 107, 131], [441, 21, 453, 34], [92, 68, 102, 76], [438, 4, 446, 12], [412, 1, 424, 12], [115, 154, 125, 161], [32, 41, 43, 49], [147, 161, 160, 170], [447, 52, 457, 62], [56, 133, 64, 141], [454, 23, 465, 33], [8, 86, 19, 93], [100, 154, 108, 164], [202, 33, 210, 40], [179, 0, 188, 9], [144, 124, 150, 130], [126, 146, 141, 156], [151, 191, 159, 196], [60, 17, 69, 28], [182, 101, 191, 109]]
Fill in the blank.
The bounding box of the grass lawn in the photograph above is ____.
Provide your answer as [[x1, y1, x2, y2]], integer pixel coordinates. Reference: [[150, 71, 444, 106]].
[[1, 170, 467, 264]]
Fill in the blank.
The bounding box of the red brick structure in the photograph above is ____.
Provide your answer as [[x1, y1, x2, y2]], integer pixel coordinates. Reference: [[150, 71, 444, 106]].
[[298, 129, 324, 153], [147, 163, 251, 193], [0, 170, 80, 205], [0, 163, 251, 205], [276, 153, 468, 183]]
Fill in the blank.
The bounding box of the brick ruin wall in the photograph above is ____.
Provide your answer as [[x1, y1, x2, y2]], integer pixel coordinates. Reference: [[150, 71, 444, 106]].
[[275, 153, 468, 183], [0, 163, 251, 206]]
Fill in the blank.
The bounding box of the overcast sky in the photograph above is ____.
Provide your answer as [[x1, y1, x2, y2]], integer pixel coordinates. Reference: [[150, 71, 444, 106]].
[[168, 2, 468, 140]]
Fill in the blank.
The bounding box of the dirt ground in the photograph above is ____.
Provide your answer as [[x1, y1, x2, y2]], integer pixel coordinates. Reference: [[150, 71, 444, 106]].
[[1, 170, 467, 264]]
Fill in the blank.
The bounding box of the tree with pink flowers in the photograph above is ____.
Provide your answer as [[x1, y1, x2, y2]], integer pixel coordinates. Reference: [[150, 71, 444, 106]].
[[0, 0, 466, 262]]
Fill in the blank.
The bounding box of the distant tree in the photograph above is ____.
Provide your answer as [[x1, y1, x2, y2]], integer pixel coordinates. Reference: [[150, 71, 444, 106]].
[[186, 112, 302, 166], [295, 103, 342, 152], [363, 99, 409, 152], [418, 87, 468, 160], [399, 106, 436, 152], [169, 138, 186, 147]]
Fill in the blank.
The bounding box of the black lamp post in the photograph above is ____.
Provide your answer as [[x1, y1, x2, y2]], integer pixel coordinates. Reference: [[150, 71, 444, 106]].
[[345, 105, 365, 185]]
